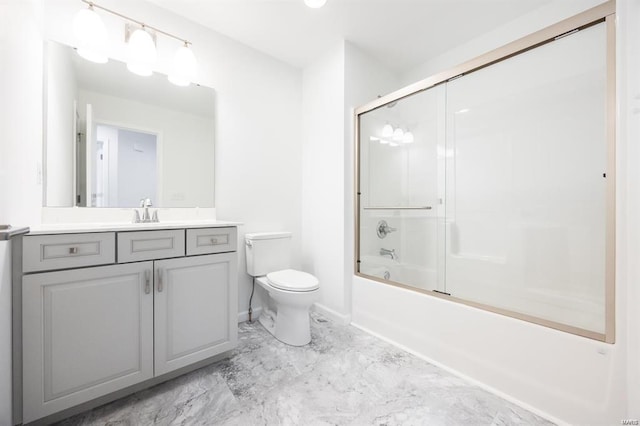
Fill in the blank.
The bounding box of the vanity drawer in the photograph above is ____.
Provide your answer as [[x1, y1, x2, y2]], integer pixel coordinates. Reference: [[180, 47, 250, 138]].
[[186, 227, 237, 255], [117, 230, 185, 263], [23, 233, 116, 273]]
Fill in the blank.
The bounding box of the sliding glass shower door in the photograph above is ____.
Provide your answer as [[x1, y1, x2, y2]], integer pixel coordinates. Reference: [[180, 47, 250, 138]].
[[444, 23, 607, 333], [358, 85, 444, 292], [356, 10, 614, 341]]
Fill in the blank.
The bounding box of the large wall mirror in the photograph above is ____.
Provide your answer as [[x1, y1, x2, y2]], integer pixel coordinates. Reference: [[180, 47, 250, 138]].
[[44, 40, 215, 208]]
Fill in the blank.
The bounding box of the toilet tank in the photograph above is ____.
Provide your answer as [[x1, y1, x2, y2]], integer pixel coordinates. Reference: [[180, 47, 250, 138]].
[[245, 232, 292, 276]]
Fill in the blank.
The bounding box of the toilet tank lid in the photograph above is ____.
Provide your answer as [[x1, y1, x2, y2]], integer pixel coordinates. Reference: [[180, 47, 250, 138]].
[[245, 231, 292, 241]]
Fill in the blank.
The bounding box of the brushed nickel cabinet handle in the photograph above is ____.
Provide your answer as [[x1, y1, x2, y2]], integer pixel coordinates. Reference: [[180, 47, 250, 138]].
[[68, 247, 79, 254], [210, 237, 218, 245], [157, 268, 163, 292], [144, 270, 151, 294]]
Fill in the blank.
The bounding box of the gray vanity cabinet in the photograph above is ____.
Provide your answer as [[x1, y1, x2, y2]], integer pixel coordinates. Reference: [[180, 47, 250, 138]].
[[19, 227, 238, 424], [154, 253, 236, 376], [22, 262, 155, 423]]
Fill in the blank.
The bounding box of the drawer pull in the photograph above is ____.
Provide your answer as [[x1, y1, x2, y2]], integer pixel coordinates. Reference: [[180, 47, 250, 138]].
[[68, 247, 79, 254], [144, 270, 151, 294], [157, 268, 163, 292], [210, 238, 218, 245]]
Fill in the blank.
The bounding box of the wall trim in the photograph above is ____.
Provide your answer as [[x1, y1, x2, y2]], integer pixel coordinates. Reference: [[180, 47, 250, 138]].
[[312, 302, 352, 325], [350, 320, 568, 426], [237, 307, 263, 324]]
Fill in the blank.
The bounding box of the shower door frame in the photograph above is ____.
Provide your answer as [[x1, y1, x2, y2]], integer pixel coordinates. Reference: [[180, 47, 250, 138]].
[[354, 0, 616, 343]]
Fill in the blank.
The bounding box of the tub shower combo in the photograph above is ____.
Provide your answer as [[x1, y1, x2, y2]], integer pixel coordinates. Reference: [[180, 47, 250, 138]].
[[355, 4, 615, 342]]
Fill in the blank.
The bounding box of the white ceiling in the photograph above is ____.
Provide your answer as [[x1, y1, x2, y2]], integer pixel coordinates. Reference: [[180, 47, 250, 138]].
[[145, 0, 554, 72]]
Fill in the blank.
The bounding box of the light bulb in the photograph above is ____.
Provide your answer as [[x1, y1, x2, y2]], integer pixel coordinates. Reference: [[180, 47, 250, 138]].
[[393, 127, 404, 141], [72, 6, 108, 63], [382, 124, 393, 138], [403, 131, 414, 144], [304, 0, 327, 8], [168, 43, 197, 86], [127, 28, 156, 76]]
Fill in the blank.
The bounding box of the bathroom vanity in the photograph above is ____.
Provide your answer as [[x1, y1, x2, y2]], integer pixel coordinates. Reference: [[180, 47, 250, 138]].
[[14, 222, 239, 424]]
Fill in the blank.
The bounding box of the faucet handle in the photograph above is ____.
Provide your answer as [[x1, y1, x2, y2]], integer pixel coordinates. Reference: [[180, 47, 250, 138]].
[[140, 198, 145, 208]]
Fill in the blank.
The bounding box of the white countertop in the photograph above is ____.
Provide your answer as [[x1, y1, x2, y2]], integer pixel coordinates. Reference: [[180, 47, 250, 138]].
[[27, 220, 241, 235]]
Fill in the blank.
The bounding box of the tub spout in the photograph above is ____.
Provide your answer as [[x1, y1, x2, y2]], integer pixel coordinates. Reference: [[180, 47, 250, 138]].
[[380, 248, 397, 261]]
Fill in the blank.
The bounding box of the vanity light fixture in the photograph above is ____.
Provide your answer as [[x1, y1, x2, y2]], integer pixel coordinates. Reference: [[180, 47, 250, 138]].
[[72, 0, 198, 86], [304, 0, 327, 8], [168, 42, 197, 86], [126, 25, 157, 77], [72, 3, 108, 63]]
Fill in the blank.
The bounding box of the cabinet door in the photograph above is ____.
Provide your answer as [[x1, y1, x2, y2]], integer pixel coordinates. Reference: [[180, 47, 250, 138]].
[[22, 262, 154, 423], [154, 253, 237, 375]]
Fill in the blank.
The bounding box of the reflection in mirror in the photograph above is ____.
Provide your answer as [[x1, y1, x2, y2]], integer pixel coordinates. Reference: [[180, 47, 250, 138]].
[[44, 40, 215, 208]]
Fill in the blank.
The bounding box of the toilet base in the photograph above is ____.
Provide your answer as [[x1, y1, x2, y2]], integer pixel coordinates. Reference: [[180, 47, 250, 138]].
[[258, 306, 312, 347]]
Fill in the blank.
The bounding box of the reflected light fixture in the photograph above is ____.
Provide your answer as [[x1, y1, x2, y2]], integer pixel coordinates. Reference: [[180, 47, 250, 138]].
[[126, 26, 157, 76], [72, 0, 198, 86], [393, 127, 404, 141], [72, 3, 108, 63], [403, 130, 414, 144], [304, 0, 327, 8], [382, 123, 394, 138]]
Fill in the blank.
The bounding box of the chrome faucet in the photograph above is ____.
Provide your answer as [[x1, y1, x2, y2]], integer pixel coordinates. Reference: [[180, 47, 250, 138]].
[[380, 248, 397, 261], [377, 220, 397, 239], [133, 198, 159, 223]]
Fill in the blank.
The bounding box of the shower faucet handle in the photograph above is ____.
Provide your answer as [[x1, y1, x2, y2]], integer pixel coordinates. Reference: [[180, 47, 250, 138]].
[[377, 220, 397, 239]]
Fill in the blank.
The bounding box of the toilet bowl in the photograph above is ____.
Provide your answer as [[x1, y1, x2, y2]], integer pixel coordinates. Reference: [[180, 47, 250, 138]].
[[256, 269, 319, 346], [245, 232, 320, 346]]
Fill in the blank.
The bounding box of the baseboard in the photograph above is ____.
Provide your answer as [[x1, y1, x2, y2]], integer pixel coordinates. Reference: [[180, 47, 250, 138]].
[[237, 307, 263, 323], [312, 303, 352, 325], [350, 321, 567, 426]]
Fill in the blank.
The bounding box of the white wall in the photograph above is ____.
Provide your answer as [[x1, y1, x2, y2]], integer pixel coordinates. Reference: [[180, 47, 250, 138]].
[[0, 0, 45, 423], [301, 42, 347, 319], [618, 0, 640, 418], [0, 242, 13, 426], [351, 1, 638, 424], [401, 0, 607, 86], [43, 0, 303, 318], [300, 41, 398, 322]]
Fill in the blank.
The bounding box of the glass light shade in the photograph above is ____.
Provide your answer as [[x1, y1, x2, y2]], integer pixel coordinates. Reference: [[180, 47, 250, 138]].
[[403, 131, 414, 144], [168, 44, 197, 87], [127, 28, 157, 76], [393, 127, 404, 141], [304, 0, 327, 8], [382, 124, 394, 138], [72, 7, 108, 64]]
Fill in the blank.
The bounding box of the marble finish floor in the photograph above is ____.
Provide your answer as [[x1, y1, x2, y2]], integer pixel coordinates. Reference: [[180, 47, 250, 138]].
[[57, 313, 554, 426]]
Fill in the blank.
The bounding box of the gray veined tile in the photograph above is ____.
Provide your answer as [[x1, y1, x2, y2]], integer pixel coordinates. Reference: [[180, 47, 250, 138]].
[[56, 312, 555, 426]]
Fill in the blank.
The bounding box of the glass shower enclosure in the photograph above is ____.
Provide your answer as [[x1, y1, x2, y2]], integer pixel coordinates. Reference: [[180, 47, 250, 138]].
[[355, 7, 615, 342]]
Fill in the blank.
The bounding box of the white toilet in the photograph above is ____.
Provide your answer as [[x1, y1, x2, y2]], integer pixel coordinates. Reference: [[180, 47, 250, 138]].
[[245, 232, 319, 346]]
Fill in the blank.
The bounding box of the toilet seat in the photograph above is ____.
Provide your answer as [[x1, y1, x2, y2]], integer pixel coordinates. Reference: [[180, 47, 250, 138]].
[[266, 269, 319, 292]]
